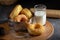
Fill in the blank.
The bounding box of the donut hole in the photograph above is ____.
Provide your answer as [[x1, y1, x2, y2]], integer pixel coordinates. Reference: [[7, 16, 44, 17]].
[[20, 17, 27, 22], [35, 24, 40, 29], [20, 18, 25, 22]]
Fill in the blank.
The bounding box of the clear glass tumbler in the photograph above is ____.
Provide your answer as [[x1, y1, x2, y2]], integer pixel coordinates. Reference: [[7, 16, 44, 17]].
[[34, 4, 46, 25]]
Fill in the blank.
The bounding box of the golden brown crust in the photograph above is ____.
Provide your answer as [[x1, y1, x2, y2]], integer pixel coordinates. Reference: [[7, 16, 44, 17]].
[[10, 5, 23, 19], [21, 8, 32, 19], [27, 23, 45, 35], [14, 14, 28, 22]]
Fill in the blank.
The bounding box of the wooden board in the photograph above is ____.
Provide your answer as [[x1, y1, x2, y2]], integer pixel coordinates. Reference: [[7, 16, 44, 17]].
[[30, 8, 60, 18], [2, 21, 54, 40]]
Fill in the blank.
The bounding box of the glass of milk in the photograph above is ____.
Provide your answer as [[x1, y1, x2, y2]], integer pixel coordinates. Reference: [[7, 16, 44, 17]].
[[34, 4, 46, 25]]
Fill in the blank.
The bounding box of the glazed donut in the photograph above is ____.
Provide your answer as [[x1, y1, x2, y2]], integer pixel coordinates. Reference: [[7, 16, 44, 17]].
[[27, 23, 45, 35], [14, 14, 28, 22], [10, 5, 23, 19], [21, 8, 32, 19]]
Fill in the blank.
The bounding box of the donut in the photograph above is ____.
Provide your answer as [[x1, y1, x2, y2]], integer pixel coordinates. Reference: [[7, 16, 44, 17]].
[[21, 8, 32, 19], [10, 5, 23, 19], [14, 14, 28, 22], [27, 23, 45, 35]]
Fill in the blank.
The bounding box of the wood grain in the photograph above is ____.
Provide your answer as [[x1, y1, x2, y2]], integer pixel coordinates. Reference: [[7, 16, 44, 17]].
[[1, 21, 54, 40]]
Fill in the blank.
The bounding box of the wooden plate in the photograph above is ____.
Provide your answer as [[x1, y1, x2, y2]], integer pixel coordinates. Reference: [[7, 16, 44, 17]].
[[3, 21, 54, 40]]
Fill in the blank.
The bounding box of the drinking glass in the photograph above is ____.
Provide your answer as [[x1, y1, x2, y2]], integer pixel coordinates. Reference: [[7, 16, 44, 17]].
[[33, 4, 46, 25]]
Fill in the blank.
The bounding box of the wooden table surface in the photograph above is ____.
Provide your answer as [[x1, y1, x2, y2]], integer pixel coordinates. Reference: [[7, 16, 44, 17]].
[[0, 21, 54, 40]]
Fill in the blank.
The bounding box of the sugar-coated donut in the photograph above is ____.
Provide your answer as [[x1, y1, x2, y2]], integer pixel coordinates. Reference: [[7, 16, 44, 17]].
[[10, 5, 23, 19], [27, 23, 45, 35], [21, 8, 32, 19], [14, 14, 28, 22]]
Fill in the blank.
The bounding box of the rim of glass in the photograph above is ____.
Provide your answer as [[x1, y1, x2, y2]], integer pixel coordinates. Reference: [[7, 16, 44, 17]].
[[34, 4, 46, 9]]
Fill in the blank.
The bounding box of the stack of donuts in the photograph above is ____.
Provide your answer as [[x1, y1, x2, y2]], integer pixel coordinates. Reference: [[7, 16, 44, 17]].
[[9, 5, 45, 36]]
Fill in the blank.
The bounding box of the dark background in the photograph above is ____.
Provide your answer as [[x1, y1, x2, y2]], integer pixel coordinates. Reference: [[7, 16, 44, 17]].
[[18, 0, 60, 10]]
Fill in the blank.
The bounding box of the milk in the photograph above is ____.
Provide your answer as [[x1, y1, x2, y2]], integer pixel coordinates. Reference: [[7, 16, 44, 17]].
[[34, 11, 46, 25]]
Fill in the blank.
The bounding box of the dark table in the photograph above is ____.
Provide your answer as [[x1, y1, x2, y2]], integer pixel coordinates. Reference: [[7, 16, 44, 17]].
[[0, 5, 60, 40]]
